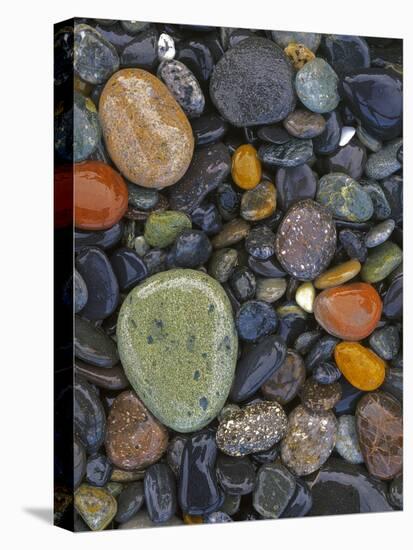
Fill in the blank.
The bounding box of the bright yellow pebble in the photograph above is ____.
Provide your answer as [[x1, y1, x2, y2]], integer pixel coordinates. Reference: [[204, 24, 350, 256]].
[[231, 144, 262, 190], [314, 259, 361, 289], [295, 282, 316, 313], [334, 341, 386, 391], [284, 43, 316, 70]]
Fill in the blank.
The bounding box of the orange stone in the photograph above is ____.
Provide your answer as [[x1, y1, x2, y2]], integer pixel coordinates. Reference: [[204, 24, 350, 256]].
[[335, 342, 386, 391], [314, 259, 361, 289], [231, 144, 262, 190], [183, 514, 203, 525], [313, 282, 382, 341], [74, 160, 128, 230]]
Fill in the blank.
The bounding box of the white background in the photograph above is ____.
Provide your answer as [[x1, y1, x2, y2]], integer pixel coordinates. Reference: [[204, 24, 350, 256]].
[[0, 0, 411, 548]]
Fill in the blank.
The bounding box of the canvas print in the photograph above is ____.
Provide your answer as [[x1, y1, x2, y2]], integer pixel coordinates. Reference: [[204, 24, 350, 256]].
[[54, 18, 403, 532]]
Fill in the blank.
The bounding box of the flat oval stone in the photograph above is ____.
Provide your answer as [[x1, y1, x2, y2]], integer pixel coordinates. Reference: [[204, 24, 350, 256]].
[[356, 391, 402, 480], [335, 415, 364, 464], [105, 390, 168, 470], [144, 211, 192, 249], [257, 124, 291, 144], [258, 139, 313, 168], [117, 270, 238, 432], [120, 27, 158, 71], [362, 180, 392, 221], [300, 378, 342, 412], [320, 35, 370, 77], [110, 247, 148, 291], [74, 485, 117, 531], [361, 241, 402, 283], [158, 59, 205, 118], [275, 199, 336, 281], [383, 275, 402, 320], [75, 222, 123, 252], [115, 481, 144, 524], [261, 349, 306, 405], [339, 69, 402, 140], [334, 341, 386, 391], [235, 300, 277, 342], [283, 109, 326, 138], [230, 335, 287, 402], [76, 246, 119, 321], [240, 181, 277, 221], [191, 113, 228, 147], [317, 173, 374, 222], [314, 259, 361, 289], [210, 37, 295, 127], [365, 138, 402, 180], [75, 317, 119, 367], [365, 219, 395, 248], [75, 361, 129, 391], [74, 161, 128, 230], [313, 110, 342, 155], [281, 405, 337, 476], [313, 362, 341, 385], [74, 24, 119, 84], [144, 463, 177, 523], [99, 68, 194, 188], [216, 455, 256, 495], [317, 139, 367, 180], [256, 278, 287, 303], [276, 164, 317, 211], [216, 401, 288, 456], [212, 219, 250, 249], [295, 58, 339, 113], [314, 283, 382, 341], [74, 376, 106, 454], [253, 463, 296, 519], [369, 325, 400, 360], [231, 144, 262, 190]]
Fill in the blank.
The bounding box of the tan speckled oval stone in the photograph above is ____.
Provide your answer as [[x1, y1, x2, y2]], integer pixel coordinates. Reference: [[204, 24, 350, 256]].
[[99, 69, 194, 189]]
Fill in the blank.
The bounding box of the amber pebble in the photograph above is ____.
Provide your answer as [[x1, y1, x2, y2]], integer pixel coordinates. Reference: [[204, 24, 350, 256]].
[[356, 391, 402, 480], [314, 282, 382, 341], [105, 391, 168, 470], [334, 341, 386, 391], [99, 68, 194, 188], [240, 181, 277, 221], [183, 514, 203, 524], [261, 349, 306, 405], [74, 160, 128, 230], [314, 259, 361, 289], [284, 43, 316, 70], [300, 377, 342, 412], [231, 144, 262, 190]]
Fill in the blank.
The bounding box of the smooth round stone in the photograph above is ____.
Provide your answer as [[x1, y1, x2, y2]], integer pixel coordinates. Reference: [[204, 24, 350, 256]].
[[275, 199, 336, 281], [134, 236, 150, 257], [356, 125, 382, 152], [317, 140, 367, 180], [105, 391, 168, 470], [230, 335, 287, 402], [73, 93, 101, 162], [284, 43, 315, 70], [261, 349, 306, 405], [259, 139, 313, 168], [74, 161, 128, 231], [157, 32, 175, 61], [300, 378, 342, 412], [74, 438, 86, 490], [356, 391, 402, 480], [381, 175, 403, 225], [313, 110, 342, 155], [86, 454, 112, 487], [192, 202, 222, 235], [231, 144, 262, 190], [119, 510, 183, 529], [75, 317, 118, 367], [169, 143, 231, 214], [271, 31, 321, 52], [365, 219, 395, 248], [314, 259, 361, 289], [245, 226, 275, 260], [167, 435, 187, 478], [389, 475, 403, 510], [276, 164, 317, 211], [216, 401, 288, 456], [256, 278, 287, 304], [75, 222, 123, 253], [308, 458, 393, 515], [365, 138, 402, 180], [339, 229, 367, 262], [281, 405, 337, 476], [158, 60, 205, 118], [257, 124, 291, 144], [383, 275, 402, 320], [178, 429, 221, 515], [144, 464, 177, 523], [305, 335, 339, 372], [144, 211, 191, 248], [339, 126, 356, 147], [115, 481, 144, 524], [210, 37, 295, 127], [229, 267, 256, 302], [361, 241, 402, 283], [74, 269, 88, 313], [74, 24, 119, 84], [335, 415, 364, 464], [313, 362, 341, 385], [99, 68, 194, 188], [320, 35, 370, 77], [191, 113, 228, 147], [334, 342, 386, 391], [110, 247, 148, 291], [170, 229, 212, 268], [74, 485, 117, 531], [314, 283, 382, 341], [295, 282, 315, 313], [240, 181, 277, 221], [317, 173, 373, 222], [369, 325, 400, 361], [212, 219, 250, 249], [110, 469, 145, 483], [76, 247, 119, 321], [208, 248, 238, 283], [235, 300, 277, 342], [252, 463, 296, 519], [74, 376, 106, 454], [75, 361, 128, 391], [283, 109, 325, 138], [127, 183, 159, 211], [216, 455, 256, 495], [339, 69, 402, 140], [117, 270, 237, 432], [204, 511, 232, 523], [280, 477, 313, 518], [216, 182, 241, 221], [120, 28, 158, 71], [295, 58, 339, 113]]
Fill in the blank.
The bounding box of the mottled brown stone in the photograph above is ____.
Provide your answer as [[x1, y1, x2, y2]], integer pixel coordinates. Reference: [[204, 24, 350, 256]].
[[261, 349, 306, 405], [300, 377, 342, 412], [283, 108, 326, 139], [212, 218, 250, 249], [105, 391, 168, 470], [356, 391, 402, 480], [99, 69, 194, 189]]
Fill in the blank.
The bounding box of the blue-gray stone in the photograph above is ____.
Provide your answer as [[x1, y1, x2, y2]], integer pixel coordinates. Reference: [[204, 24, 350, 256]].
[[74, 24, 119, 84], [365, 138, 402, 180], [295, 58, 339, 113], [365, 219, 395, 248], [258, 139, 313, 168], [158, 59, 205, 118]]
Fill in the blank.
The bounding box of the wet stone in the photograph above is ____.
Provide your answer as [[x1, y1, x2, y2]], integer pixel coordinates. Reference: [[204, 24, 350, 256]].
[[294, 330, 321, 355], [208, 248, 238, 283], [314, 259, 361, 289], [216, 401, 288, 456], [74, 269, 88, 313], [317, 139, 367, 180], [256, 278, 287, 304], [191, 113, 228, 147], [383, 275, 402, 320], [231, 144, 262, 190], [216, 183, 241, 221], [300, 378, 342, 412], [245, 226, 275, 260], [257, 124, 291, 144], [219, 493, 241, 516], [248, 255, 286, 278], [74, 24, 120, 84], [75, 361, 129, 392], [75, 222, 123, 253], [335, 415, 364, 464], [381, 175, 403, 226], [192, 202, 222, 235], [120, 28, 158, 71], [75, 485, 117, 531], [229, 267, 256, 302], [143, 249, 167, 275], [110, 247, 148, 291], [369, 325, 400, 360], [170, 229, 212, 268], [361, 181, 391, 221], [276, 164, 317, 211], [253, 463, 296, 519], [115, 481, 144, 524], [305, 335, 339, 372], [261, 349, 306, 405], [320, 35, 370, 77], [339, 126, 356, 146], [158, 59, 205, 118], [251, 443, 280, 465], [356, 125, 382, 153], [313, 110, 342, 155], [144, 210, 191, 249], [235, 300, 277, 342], [280, 477, 312, 518], [365, 219, 395, 248], [283, 109, 326, 139], [365, 138, 402, 180], [86, 454, 113, 487], [295, 58, 339, 113], [276, 303, 308, 345], [284, 43, 315, 70], [157, 32, 175, 61], [144, 463, 177, 523], [73, 93, 101, 162], [216, 455, 256, 495], [74, 376, 106, 454], [313, 362, 341, 385], [127, 183, 159, 211], [240, 181, 277, 221], [381, 367, 403, 402], [295, 282, 315, 313], [335, 341, 386, 391], [259, 139, 313, 168], [338, 229, 367, 262], [167, 436, 187, 478], [361, 241, 402, 283], [75, 317, 118, 367]]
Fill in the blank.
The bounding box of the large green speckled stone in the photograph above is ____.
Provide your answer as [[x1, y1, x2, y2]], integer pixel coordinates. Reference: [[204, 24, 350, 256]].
[[117, 269, 238, 432]]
